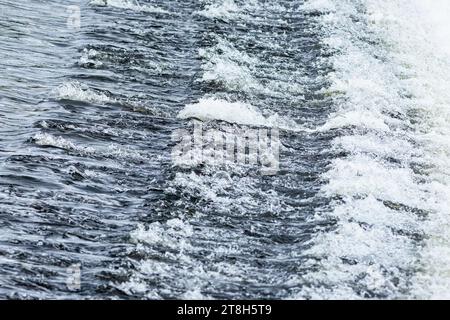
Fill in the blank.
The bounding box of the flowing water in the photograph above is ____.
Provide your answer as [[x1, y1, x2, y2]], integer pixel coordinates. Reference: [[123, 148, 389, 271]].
[[1, 0, 450, 299]]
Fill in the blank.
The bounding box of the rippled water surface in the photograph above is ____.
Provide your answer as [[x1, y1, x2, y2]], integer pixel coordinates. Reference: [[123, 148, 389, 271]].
[[1, 0, 450, 299]]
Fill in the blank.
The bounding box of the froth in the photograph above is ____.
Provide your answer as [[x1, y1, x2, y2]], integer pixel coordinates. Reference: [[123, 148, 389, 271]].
[[300, 0, 450, 299]]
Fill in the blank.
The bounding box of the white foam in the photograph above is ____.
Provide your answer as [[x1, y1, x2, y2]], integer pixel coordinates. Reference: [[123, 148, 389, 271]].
[[33, 132, 148, 162], [126, 218, 213, 299], [178, 98, 267, 126], [89, 0, 168, 14], [198, 37, 263, 94], [79, 49, 103, 68], [34, 133, 96, 155], [199, 36, 305, 97], [53, 81, 113, 105], [201, 54, 261, 93], [197, 0, 286, 21], [126, 211, 286, 298], [178, 97, 302, 131], [198, 0, 242, 20], [411, 0, 450, 57], [299, 0, 450, 299], [302, 0, 336, 13], [131, 219, 194, 250]]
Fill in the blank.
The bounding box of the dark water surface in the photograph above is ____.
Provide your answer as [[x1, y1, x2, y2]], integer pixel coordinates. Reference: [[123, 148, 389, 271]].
[[1, 0, 449, 299]]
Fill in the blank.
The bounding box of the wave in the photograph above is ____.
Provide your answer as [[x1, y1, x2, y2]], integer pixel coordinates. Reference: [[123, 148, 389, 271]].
[[78, 49, 104, 68], [52, 81, 168, 116], [33, 132, 149, 162], [178, 97, 304, 131], [197, 0, 288, 21], [198, 36, 305, 97], [178, 98, 266, 126], [53, 81, 114, 105], [197, 0, 243, 20], [89, 0, 169, 14]]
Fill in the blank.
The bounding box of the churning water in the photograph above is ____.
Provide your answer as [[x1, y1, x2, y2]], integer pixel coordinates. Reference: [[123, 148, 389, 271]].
[[1, 0, 450, 299]]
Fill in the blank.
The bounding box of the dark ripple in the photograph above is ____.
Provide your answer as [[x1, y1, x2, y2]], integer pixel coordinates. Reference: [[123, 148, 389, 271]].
[[0, 0, 338, 299]]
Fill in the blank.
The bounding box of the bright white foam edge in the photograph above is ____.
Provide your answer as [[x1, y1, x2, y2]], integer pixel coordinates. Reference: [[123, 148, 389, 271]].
[[178, 98, 267, 126], [89, 0, 168, 13], [177, 97, 304, 131]]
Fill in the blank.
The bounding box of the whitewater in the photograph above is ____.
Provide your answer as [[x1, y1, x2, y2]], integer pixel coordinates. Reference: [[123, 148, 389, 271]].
[[0, 0, 449, 299]]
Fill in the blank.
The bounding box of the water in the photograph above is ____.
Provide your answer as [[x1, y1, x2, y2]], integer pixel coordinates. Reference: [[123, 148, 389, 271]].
[[0, 0, 449, 299]]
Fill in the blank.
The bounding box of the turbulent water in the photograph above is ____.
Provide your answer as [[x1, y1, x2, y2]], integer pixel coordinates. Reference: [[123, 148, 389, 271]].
[[1, 0, 450, 299]]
